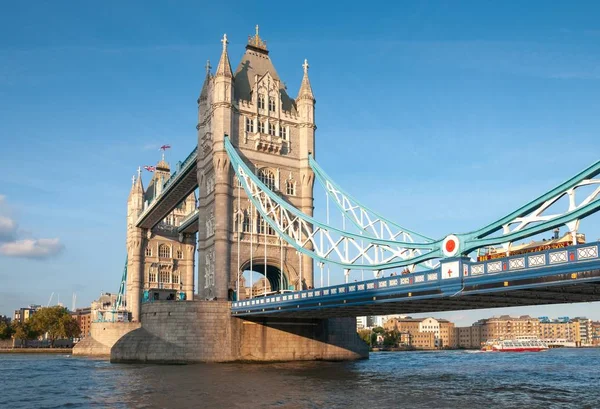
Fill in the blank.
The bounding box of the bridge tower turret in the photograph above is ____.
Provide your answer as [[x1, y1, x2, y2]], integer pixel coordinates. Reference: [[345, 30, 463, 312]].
[[296, 59, 316, 279], [196, 26, 315, 301], [126, 169, 145, 322]]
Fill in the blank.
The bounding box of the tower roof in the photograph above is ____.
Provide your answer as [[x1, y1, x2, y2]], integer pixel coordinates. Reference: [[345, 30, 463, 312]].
[[233, 26, 297, 113], [215, 34, 233, 78]]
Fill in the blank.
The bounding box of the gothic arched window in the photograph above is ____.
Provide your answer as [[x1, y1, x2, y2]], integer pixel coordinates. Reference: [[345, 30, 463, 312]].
[[268, 97, 275, 112], [259, 169, 276, 190], [258, 121, 265, 134], [172, 272, 180, 284], [280, 126, 288, 140], [145, 246, 152, 257], [259, 218, 275, 235], [286, 179, 296, 196], [258, 95, 265, 110], [176, 250, 183, 259], [159, 269, 170, 283], [242, 209, 251, 232], [245, 117, 253, 132], [158, 244, 171, 258], [268, 122, 276, 136]]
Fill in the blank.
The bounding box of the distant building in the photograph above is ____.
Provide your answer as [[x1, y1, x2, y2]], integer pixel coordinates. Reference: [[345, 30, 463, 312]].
[[367, 316, 385, 328], [538, 316, 573, 343], [570, 317, 593, 346], [91, 293, 128, 322], [383, 316, 456, 349], [356, 316, 367, 331], [13, 305, 42, 323], [70, 307, 92, 338], [456, 315, 595, 348], [592, 321, 600, 346]]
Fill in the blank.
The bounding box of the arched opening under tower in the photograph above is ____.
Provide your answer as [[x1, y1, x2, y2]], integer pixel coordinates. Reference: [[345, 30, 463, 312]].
[[239, 262, 290, 299]]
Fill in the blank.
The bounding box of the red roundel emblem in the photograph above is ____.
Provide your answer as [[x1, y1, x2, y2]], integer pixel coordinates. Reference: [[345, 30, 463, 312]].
[[445, 240, 456, 253]]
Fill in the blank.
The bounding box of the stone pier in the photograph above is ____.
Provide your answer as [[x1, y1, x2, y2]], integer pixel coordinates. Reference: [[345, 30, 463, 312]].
[[73, 322, 140, 357], [110, 301, 368, 363]]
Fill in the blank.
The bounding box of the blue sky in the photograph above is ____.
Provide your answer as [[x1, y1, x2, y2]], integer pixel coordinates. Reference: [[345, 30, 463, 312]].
[[1, 1, 600, 325]]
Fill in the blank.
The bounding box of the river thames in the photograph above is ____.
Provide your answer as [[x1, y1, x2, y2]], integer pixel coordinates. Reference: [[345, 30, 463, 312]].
[[1, 348, 599, 408]]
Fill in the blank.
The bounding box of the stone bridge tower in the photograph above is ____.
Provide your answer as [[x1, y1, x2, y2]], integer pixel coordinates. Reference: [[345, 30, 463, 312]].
[[126, 163, 196, 322], [197, 27, 316, 300]]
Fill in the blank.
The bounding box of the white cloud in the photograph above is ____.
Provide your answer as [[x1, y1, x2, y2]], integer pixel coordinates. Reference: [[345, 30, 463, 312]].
[[0, 238, 64, 259], [0, 215, 18, 242], [0, 196, 64, 260]]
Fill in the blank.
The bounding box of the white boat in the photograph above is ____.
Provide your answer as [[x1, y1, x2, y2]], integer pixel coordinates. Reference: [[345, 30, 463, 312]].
[[481, 336, 549, 352]]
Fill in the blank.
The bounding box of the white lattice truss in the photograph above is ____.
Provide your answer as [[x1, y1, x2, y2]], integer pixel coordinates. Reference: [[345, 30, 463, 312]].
[[500, 178, 600, 250], [322, 179, 438, 270], [234, 165, 439, 271]]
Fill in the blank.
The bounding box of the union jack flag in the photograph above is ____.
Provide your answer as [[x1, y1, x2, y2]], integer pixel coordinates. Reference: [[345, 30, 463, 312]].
[[159, 144, 171, 151], [144, 165, 156, 172]]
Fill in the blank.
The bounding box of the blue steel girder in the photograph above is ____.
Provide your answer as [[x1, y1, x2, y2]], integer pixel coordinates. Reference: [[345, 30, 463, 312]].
[[232, 242, 600, 318], [136, 147, 199, 229]]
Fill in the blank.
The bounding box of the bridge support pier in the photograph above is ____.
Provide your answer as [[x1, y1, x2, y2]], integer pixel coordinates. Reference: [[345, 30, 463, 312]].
[[110, 301, 368, 363]]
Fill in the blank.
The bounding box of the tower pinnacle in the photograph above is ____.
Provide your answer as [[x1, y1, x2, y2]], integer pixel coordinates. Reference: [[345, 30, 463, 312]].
[[221, 33, 228, 51], [215, 33, 233, 78], [297, 58, 315, 101]]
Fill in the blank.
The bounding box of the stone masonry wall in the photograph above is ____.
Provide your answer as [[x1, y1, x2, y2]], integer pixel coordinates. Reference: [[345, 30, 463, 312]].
[[73, 322, 141, 357], [110, 300, 368, 363]]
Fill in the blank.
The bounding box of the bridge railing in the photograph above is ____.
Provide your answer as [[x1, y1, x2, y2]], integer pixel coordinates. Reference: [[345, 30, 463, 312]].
[[465, 241, 599, 278]]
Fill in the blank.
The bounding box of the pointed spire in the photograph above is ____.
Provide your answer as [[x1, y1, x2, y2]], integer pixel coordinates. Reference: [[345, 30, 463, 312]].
[[297, 59, 314, 101], [215, 33, 233, 78], [129, 167, 144, 198], [205, 59, 212, 76]]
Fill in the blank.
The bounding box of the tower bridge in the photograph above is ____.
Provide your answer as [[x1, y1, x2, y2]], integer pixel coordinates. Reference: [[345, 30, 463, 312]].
[[75, 26, 600, 363]]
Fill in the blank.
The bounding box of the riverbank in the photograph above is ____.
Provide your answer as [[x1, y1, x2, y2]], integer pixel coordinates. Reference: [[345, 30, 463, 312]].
[[0, 348, 72, 354]]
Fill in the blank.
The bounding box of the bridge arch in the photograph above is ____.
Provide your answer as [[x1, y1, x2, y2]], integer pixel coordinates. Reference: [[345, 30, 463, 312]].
[[239, 257, 296, 295]]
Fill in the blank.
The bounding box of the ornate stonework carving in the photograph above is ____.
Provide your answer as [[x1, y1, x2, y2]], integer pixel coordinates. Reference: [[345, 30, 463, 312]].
[[206, 210, 215, 237], [201, 131, 213, 154], [249, 133, 283, 154], [206, 174, 215, 194], [204, 249, 215, 289]]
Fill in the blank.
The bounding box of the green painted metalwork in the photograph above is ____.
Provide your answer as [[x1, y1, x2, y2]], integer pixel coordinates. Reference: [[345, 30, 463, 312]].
[[309, 154, 434, 242]]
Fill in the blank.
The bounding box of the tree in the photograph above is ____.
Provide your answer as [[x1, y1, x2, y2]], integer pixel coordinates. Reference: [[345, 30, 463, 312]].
[[58, 314, 81, 339], [357, 329, 371, 345], [383, 330, 399, 347], [11, 321, 39, 347], [0, 321, 13, 340], [29, 306, 80, 347]]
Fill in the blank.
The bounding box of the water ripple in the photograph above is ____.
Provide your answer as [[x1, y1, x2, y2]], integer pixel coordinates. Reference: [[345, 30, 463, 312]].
[[1, 349, 599, 408]]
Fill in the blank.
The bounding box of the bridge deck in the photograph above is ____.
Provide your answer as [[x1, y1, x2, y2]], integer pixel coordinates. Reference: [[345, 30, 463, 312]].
[[136, 147, 198, 229], [232, 242, 600, 318]]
